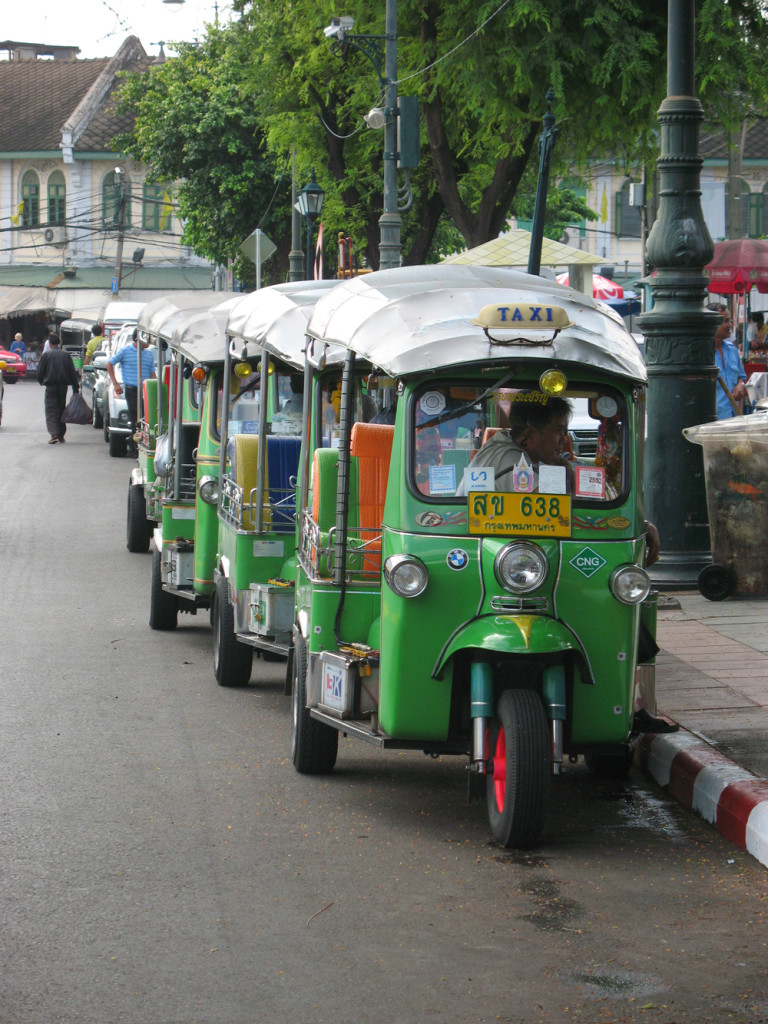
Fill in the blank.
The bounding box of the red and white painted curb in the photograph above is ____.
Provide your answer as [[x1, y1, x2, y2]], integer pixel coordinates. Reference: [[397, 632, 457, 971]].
[[639, 730, 768, 869]]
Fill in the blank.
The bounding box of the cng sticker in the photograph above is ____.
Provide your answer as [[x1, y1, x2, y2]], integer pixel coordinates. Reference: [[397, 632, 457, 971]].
[[569, 546, 607, 579]]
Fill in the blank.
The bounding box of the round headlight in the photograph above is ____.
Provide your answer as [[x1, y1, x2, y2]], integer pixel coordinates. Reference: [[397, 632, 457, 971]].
[[384, 554, 428, 598], [610, 565, 651, 605], [198, 475, 219, 506], [495, 542, 548, 594]]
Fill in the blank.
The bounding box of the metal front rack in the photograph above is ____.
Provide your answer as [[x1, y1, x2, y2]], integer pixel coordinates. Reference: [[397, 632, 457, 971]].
[[298, 508, 383, 580], [219, 474, 297, 535]]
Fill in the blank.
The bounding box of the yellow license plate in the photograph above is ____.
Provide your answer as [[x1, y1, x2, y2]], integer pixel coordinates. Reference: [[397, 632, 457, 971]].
[[468, 492, 572, 537]]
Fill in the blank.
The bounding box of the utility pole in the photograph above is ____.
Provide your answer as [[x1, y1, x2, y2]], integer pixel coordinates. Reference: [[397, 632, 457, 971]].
[[378, 0, 400, 270], [114, 168, 127, 293]]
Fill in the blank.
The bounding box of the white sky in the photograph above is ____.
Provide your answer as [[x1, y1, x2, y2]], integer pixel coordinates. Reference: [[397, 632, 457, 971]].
[[1, 0, 232, 60]]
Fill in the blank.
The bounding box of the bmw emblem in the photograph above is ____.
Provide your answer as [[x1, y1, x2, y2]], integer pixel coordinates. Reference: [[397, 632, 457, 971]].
[[446, 548, 469, 571]]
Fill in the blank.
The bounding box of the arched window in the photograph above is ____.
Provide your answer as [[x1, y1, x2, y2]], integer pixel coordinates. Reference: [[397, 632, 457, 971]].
[[21, 169, 40, 228], [614, 180, 642, 239], [47, 171, 66, 225], [142, 182, 173, 232], [103, 170, 131, 228]]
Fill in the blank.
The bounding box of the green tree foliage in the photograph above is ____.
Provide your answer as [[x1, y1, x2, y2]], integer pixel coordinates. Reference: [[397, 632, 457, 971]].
[[115, 0, 768, 274], [114, 25, 289, 284]]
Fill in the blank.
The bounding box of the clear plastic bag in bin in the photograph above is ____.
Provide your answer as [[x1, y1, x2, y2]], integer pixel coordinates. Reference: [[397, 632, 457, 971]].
[[684, 418, 768, 595]]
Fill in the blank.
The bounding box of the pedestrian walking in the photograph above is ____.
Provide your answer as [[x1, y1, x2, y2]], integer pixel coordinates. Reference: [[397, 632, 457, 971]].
[[36, 334, 80, 444]]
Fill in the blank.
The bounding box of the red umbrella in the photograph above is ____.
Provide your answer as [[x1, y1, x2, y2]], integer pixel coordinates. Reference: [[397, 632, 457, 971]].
[[705, 239, 768, 294], [556, 272, 624, 300]]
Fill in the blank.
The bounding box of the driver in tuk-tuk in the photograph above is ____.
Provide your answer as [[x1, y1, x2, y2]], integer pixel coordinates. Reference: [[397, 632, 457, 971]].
[[455, 392, 574, 496]]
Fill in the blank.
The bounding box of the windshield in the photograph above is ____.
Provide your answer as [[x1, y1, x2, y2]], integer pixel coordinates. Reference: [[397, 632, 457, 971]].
[[410, 382, 627, 505]]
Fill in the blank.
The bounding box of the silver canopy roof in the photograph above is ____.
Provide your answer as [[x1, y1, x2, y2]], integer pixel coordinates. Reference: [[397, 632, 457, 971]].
[[170, 295, 243, 364], [305, 265, 647, 384], [226, 280, 341, 368], [138, 292, 237, 344]]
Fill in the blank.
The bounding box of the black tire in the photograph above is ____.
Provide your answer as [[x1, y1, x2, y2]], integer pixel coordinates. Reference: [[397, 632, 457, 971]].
[[585, 748, 635, 779], [109, 429, 126, 458], [212, 576, 253, 687], [126, 483, 152, 553], [291, 632, 338, 774], [698, 563, 734, 602], [149, 545, 178, 630], [487, 688, 549, 849], [103, 414, 110, 443], [93, 403, 103, 429]]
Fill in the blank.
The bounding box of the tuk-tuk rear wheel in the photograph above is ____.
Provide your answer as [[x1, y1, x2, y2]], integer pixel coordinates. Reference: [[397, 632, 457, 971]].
[[291, 633, 338, 774], [126, 483, 152, 553], [149, 545, 178, 631], [487, 689, 548, 849], [212, 577, 253, 688]]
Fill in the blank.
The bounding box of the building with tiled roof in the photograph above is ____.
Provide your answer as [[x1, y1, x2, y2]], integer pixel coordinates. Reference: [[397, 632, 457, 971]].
[[0, 36, 214, 344]]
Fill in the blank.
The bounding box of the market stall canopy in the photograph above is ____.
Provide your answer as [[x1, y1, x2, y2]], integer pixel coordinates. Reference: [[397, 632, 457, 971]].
[[442, 230, 602, 298], [705, 239, 768, 295], [556, 272, 624, 300], [442, 229, 602, 268]]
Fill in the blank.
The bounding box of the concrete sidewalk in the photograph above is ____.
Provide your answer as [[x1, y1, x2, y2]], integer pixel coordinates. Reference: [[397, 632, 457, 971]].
[[640, 591, 768, 868]]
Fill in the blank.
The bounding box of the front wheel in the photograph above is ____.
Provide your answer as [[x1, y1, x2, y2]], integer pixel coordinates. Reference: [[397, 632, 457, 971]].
[[126, 483, 152, 553], [291, 633, 338, 774], [487, 689, 549, 849], [93, 402, 103, 429], [212, 576, 253, 687], [149, 545, 178, 630]]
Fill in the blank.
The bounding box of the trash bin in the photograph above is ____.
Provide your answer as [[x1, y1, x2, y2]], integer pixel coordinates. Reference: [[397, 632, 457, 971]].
[[684, 417, 768, 600]]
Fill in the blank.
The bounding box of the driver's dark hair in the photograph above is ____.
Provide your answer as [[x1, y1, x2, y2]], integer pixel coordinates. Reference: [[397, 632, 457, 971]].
[[507, 392, 572, 441]]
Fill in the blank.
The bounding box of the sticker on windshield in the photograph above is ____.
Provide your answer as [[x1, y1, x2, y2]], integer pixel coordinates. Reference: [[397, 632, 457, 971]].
[[575, 466, 606, 499], [429, 463, 456, 495], [419, 391, 446, 416], [463, 465, 495, 492], [512, 455, 535, 493]]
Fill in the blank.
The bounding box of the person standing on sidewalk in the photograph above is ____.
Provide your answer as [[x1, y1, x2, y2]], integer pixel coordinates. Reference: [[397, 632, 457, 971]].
[[106, 329, 156, 457], [36, 334, 80, 444], [714, 321, 747, 419]]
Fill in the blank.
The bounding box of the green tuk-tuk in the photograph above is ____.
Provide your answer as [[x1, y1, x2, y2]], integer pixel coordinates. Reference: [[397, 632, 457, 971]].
[[290, 265, 652, 849], [129, 292, 237, 553], [146, 293, 241, 629], [210, 280, 339, 686]]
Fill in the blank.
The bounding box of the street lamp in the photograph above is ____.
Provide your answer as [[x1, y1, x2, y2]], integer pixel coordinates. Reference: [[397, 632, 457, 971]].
[[324, 2, 401, 270], [294, 170, 325, 280]]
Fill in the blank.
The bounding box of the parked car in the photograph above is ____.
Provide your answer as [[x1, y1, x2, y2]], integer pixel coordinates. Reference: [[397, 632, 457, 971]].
[[0, 364, 5, 424], [0, 347, 26, 383]]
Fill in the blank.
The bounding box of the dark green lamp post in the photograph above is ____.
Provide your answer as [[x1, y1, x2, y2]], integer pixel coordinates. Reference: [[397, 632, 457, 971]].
[[638, 0, 719, 588]]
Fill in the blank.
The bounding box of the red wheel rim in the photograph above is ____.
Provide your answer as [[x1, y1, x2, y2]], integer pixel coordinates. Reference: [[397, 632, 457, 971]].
[[493, 725, 507, 811]]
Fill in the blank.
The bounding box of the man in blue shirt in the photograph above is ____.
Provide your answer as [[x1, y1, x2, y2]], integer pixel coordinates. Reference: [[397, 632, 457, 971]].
[[106, 329, 156, 455], [714, 321, 747, 419]]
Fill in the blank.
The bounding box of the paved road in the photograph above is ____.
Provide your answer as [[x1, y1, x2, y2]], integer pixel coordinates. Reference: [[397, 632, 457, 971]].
[[2, 381, 768, 1024]]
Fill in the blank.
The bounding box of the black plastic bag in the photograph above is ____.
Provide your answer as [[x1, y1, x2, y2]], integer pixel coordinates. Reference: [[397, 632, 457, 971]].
[[61, 392, 92, 425]]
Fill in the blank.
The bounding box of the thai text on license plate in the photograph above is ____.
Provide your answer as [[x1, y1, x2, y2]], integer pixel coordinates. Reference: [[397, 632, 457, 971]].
[[468, 491, 572, 537]]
